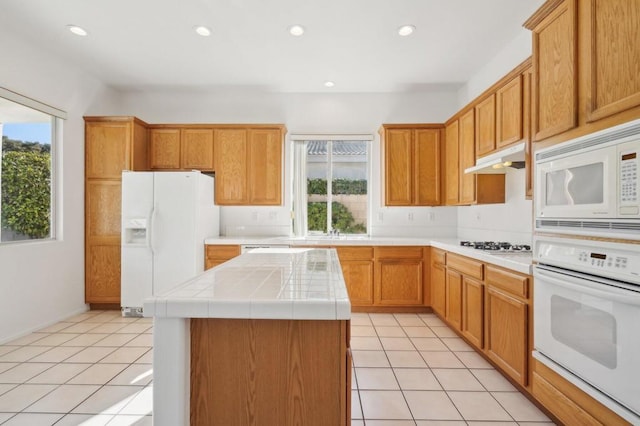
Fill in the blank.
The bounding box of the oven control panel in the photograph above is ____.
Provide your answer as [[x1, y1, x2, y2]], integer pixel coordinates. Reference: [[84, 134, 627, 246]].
[[534, 236, 640, 285]]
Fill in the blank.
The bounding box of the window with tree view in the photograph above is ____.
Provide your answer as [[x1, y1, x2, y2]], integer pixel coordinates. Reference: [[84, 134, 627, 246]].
[[0, 93, 58, 243], [306, 140, 368, 235]]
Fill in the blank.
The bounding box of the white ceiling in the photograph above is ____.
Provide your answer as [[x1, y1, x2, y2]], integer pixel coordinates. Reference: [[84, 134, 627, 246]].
[[1, 0, 544, 93]]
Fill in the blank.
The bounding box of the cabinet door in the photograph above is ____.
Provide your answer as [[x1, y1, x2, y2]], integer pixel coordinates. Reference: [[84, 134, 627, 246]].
[[414, 129, 441, 205], [486, 286, 528, 386], [459, 110, 476, 205], [531, 0, 577, 140], [524, 68, 534, 199], [214, 129, 248, 205], [444, 121, 460, 205], [377, 260, 423, 305], [584, 0, 640, 122], [149, 129, 181, 169], [475, 95, 496, 157], [384, 129, 413, 205], [205, 245, 241, 270], [445, 269, 463, 330], [248, 129, 282, 205], [462, 277, 484, 349], [341, 260, 374, 306], [181, 129, 214, 170], [85, 121, 131, 178], [85, 180, 122, 303], [431, 261, 446, 317], [496, 75, 523, 148]]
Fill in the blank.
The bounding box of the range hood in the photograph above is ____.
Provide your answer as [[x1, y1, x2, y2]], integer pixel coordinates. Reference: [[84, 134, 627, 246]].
[[464, 142, 526, 174]]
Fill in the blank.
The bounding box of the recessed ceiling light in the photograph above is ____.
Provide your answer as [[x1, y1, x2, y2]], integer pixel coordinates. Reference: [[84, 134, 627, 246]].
[[397, 25, 415, 37], [324, 81, 335, 88], [194, 26, 211, 37], [67, 25, 88, 36], [289, 25, 305, 36]]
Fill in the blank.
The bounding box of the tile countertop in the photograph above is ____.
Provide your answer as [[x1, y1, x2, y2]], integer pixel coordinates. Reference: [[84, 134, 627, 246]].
[[143, 248, 350, 320], [204, 236, 533, 275]]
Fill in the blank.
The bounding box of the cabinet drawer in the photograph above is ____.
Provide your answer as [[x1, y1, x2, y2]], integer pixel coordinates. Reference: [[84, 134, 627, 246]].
[[336, 246, 374, 261], [431, 248, 446, 265], [446, 253, 483, 280], [485, 265, 528, 298], [375, 246, 424, 260], [205, 245, 241, 260]]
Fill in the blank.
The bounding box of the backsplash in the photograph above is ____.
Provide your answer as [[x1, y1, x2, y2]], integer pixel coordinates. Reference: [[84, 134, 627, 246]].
[[457, 168, 533, 243]]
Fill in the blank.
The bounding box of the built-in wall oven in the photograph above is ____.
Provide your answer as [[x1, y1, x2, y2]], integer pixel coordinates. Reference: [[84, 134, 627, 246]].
[[534, 119, 640, 424]]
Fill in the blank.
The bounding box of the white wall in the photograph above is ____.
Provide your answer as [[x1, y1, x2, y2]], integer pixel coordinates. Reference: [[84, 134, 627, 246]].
[[454, 28, 534, 244], [114, 89, 461, 238], [0, 30, 120, 343]]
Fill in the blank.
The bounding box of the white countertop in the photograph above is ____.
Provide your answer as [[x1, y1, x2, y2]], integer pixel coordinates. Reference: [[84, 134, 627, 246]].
[[143, 248, 350, 320], [204, 236, 533, 275]]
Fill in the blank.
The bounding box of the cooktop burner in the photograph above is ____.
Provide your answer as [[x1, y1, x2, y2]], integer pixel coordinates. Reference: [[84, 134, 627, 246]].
[[460, 241, 531, 252]]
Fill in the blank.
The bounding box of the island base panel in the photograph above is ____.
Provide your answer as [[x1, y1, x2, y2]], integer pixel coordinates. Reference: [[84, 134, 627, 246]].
[[191, 318, 350, 426]]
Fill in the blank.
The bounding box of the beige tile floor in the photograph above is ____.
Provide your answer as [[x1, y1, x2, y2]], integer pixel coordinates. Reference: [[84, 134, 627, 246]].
[[0, 310, 555, 425]]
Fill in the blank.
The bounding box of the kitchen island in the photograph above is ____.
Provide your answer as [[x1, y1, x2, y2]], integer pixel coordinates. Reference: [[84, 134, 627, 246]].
[[144, 248, 351, 426]]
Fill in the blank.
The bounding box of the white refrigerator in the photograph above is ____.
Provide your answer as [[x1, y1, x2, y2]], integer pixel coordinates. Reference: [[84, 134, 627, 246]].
[[121, 171, 219, 316]]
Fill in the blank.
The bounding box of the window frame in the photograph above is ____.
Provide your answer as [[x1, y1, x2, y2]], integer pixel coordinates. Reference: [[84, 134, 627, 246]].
[[0, 87, 65, 244]]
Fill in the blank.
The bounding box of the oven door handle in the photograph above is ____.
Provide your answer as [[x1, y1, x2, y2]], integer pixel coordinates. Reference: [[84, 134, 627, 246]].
[[534, 266, 640, 306]]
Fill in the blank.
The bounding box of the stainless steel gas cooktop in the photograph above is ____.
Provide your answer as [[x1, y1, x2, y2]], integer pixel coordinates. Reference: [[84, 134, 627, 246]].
[[460, 241, 532, 252]]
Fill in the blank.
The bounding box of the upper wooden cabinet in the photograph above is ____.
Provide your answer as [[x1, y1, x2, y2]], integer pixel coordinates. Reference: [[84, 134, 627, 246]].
[[149, 128, 215, 171], [444, 121, 460, 205], [149, 128, 181, 169], [475, 95, 496, 157], [525, 0, 640, 143], [458, 110, 477, 204], [583, 0, 640, 122], [214, 127, 284, 206], [497, 75, 524, 148], [182, 129, 214, 170], [380, 125, 443, 206], [85, 117, 148, 178], [527, 0, 578, 141]]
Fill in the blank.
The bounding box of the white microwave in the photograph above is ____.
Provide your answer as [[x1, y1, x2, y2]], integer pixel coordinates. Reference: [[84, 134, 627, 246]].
[[535, 118, 640, 238]]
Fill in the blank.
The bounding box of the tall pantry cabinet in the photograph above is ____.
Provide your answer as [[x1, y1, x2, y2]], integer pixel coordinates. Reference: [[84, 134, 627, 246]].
[[84, 117, 148, 306]]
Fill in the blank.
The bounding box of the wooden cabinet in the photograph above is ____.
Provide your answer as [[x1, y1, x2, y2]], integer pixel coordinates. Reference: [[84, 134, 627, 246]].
[[380, 125, 443, 206], [526, 0, 640, 143], [485, 265, 530, 386], [527, 0, 578, 141], [444, 121, 460, 205], [337, 247, 374, 307], [497, 75, 524, 148], [205, 245, 241, 270], [375, 247, 425, 306], [430, 248, 446, 317], [214, 127, 284, 205], [475, 95, 496, 157], [181, 129, 214, 170], [444, 269, 462, 330], [191, 318, 350, 426], [149, 128, 181, 169], [458, 110, 477, 204], [462, 276, 484, 348], [583, 0, 640, 122], [84, 116, 148, 305], [150, 128, 214, 171]]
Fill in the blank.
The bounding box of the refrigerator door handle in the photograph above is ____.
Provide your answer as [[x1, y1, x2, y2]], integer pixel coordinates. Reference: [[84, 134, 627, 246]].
[[149, 205, 157, 254]]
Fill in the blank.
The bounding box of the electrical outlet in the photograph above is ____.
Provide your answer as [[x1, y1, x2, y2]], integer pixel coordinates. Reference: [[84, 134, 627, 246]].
[[408, 213, 414, 221], [428, 212, 435, 221], [269, 212, 277, 221], [475, 212, 481, 221], [377, 212, 384, 222], [251, 211, 258, 221]]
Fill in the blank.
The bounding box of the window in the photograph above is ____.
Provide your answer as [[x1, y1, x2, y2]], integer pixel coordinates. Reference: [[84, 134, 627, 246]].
[[0, 88, 65, 243], [293, 136, 370, 236]]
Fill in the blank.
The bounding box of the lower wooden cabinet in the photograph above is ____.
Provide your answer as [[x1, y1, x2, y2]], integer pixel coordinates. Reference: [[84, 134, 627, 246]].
[[461, 276, 484, 348], [445, 269, 463, 330], [375, 247, 425, 306], [485, 286, 528, 386], [430, 248, 446, 317], [336, 247, 374, 307], [85, 244, 121, 303], [205, 245, 241, 270]]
